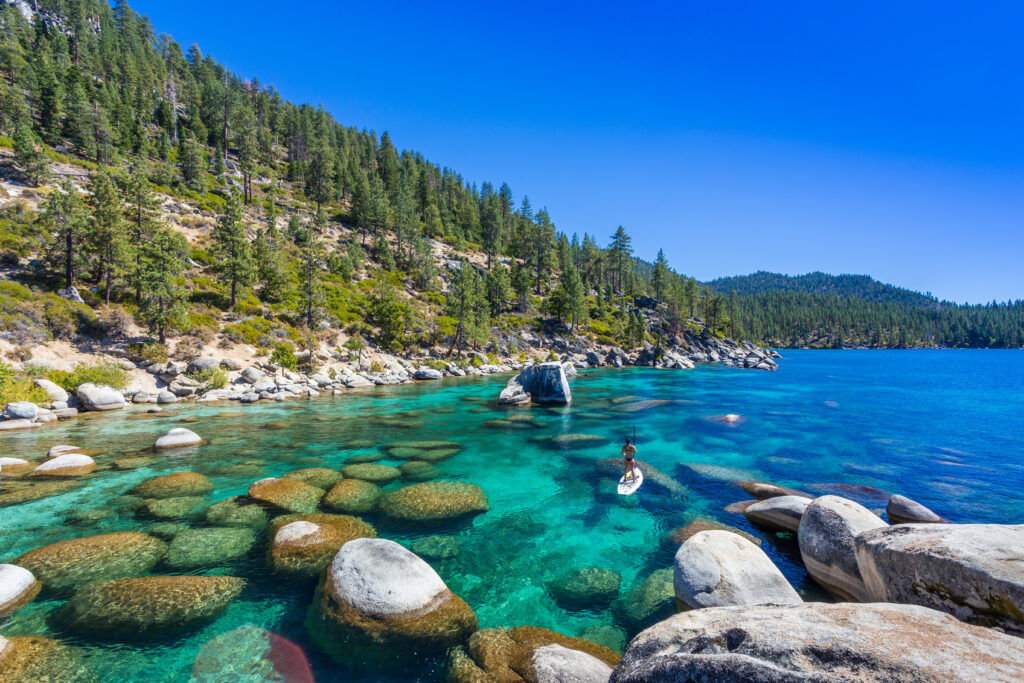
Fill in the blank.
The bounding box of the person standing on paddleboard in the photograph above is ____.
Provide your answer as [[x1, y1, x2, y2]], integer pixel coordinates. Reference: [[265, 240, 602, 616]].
[[622, 439, 638, 481]]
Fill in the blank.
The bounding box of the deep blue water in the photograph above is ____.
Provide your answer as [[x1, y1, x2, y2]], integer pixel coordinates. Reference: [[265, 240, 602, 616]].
[[1, 350, 1022, 680]]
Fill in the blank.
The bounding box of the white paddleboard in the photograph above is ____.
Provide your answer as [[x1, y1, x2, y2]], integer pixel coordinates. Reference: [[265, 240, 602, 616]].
[[618, 467, 643, 495]]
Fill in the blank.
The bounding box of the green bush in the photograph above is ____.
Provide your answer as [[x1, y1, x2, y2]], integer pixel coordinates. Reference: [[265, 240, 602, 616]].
[[270, 343, 298, 371], [126, 342, 169, 364], [188, 366, 228, 389], [47, 362, 128, 392], [0, 360, 52, 406]]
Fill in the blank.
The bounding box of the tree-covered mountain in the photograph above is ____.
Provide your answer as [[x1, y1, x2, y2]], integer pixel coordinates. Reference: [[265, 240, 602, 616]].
[[707, 272, 940, 308]]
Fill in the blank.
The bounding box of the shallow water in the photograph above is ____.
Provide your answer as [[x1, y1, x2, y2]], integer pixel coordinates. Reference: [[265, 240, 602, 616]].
[[1, 350, 1022, 680]]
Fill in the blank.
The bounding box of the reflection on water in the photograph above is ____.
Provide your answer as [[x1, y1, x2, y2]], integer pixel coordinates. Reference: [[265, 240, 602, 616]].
[[1, 351, 1023, 680]]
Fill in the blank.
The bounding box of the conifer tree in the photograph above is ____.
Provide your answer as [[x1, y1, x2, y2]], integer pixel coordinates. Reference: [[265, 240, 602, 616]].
[[653, 248, 669, 301], [297, 235, 326, 328], [41, 179, 87, 289], [486, 264, 513, 315], [254, 199, 286, 301], [13, 125, 49, 186], [123, 162, 161, 303], [608, 226, 633, 292], [368, 277, 409, 351], [563, 258, 587, 331], [138, 228, 189, 344], [86, 170, 128, 304], [446, 260, 489, 354], [212, 191, 253, 307], [306, 143, 334, 212]]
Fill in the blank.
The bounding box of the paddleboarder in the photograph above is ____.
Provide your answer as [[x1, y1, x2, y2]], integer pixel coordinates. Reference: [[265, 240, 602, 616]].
[[621, 438, 638, 481]]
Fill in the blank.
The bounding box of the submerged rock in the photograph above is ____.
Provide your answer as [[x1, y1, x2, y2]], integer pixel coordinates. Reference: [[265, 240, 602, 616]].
[[666, 518, 761, 546], [339, 463, 402, 484], [165, 527, 257, 569], [191, 625, 314, 683], [0, 635, 94, 682], [0, 564, 40, 618], [131, 471, 213, 499], [399, 460, 439, 481], [281, 467, 344, 490], [16, 531, 166, 593], [855, 523, 1024, 635], [59, 575, 245, 639], [270, 514, 376, 578], [204, 496, 270, 529], [411, 535, 463, 560], [735, 480, 813, 500], [0, 457, 33, 474], [28, 453, 96, 477], [887, 493, 944, 524], [379, 481, 489, 522], [310, 538, 477, 667], [154, 427, 203, 449], [595, 459, 688, 497], [548, 566, 621, 609], [248, 478, 324, 513], [550, 433, 609, 449], [609, 602, 1024, 682], [743, 495, 810, 532], [673, 530, 801, 610], [447, 626, 620, 683], [613, 568, 675, 632], [798, 495, 887, 602], [322, 479, 383, 514], [139, 495, 209, 520]]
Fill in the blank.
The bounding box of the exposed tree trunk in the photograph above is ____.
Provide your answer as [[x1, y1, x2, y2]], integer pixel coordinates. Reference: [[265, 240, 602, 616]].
[[64, 228, 73, 289]]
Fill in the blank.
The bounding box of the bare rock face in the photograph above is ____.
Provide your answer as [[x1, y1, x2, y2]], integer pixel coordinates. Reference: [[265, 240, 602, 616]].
[[742, 495, 810, 533], [798, 495, 887, 602], [886, 494, 944, 524], [500, 362, 571, 405], [673, 530, 801, 610], [855, 523, 1024, 635], [610, 602, 1024, 683]]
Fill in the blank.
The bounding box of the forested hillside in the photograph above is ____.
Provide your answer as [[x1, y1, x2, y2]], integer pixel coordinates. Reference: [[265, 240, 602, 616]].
[[0, 0, 1019, 363], [708, 272, 939, 308]]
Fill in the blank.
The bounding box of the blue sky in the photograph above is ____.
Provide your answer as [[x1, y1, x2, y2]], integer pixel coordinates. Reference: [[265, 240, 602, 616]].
[[132, 1, 1024, 303]]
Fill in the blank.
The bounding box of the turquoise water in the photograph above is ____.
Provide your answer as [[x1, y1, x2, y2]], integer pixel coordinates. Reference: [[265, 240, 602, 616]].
[[1, 350, 1023, 680]]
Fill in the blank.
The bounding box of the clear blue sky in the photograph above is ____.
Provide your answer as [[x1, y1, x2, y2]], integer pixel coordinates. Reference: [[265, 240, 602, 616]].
[[131, 1, 1024, 304]]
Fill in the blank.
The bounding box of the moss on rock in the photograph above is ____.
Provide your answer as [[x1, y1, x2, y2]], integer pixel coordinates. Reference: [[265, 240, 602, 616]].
[[270, 515, 376, 578], [59, 575, 245, 639], [0, 636, 95, 682], [612, 568, 675, 631], [0, 480, 79, 507], [131, 472, 214, 499], [322, 479, 382, 514], [379, 482, 489, 522], [280, 468, 344, 490], [204, 496, 270, 529], [16, 532, 166, 593], [248, 478, 324, 514], [547, 567, 621, 609], [138, 495, 209, 520], [165, 527, 257, 569], [340, 463, 402, 484]]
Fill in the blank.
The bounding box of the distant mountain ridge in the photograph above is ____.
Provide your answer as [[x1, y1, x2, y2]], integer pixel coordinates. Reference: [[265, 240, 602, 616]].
[[706, 271, 941, 308]]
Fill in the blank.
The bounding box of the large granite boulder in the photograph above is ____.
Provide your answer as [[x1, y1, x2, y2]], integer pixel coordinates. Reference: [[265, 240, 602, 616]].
[[187, 356, 219, 374], [34, 378, 69, 402], [735, 480, 812, 500], [248, 477, 324, 513], [59, 575, 245, 639], [798, 495, 887, 602], [499, 361, 571, 405], [339, 463, 402, 484], [742, 495, 810, 533], [269, 514, 376, 578], [310, 538, 477, 667], [887, 494, 944, 524], [322, 479, 383, 513], [154, 428, 203, 449], [0, 635, 94, 682], [0, 564, 40, 618], [29, 453, 96, 477], [548, 567, 621, 609], [164, 527, 257, 569], [673, 530, 800, 610], [609, 602, 1024, 683], [16, 532, 166, 593], [855, 523, 1024, 635], [204, 496, 269, 529], [280, 467, 344, 490], [447, 626, 620, 683], [75, 383, 126, 411], [613, 569, 675, 631], [378, 481, 489, 522], [131, 472, 213, 499], [5, 401, 38, 420]]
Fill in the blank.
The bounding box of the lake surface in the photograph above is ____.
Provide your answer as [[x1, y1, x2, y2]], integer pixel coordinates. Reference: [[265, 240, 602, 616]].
[[2, 350, 1023, 680]]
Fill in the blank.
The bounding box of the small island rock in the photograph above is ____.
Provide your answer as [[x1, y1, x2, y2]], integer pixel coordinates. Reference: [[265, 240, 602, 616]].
[[154, 428, 203, 449]]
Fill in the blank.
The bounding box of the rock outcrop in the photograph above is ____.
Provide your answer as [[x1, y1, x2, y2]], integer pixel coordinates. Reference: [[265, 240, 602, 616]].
[[75, 383, 126, 411], [855, 523, 1024, 634], [798, 495, 887, 602], [310, 538, 477, 667], [499, 361, 571, 405], [742, 495, 810, 532], [609, 602, 1024, 682], [673, 530, 801, 610], [887, 493, 944, 524]]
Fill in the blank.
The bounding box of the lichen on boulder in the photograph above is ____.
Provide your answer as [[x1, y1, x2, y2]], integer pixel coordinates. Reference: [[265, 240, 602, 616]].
[[248, 477, 324, 513], [322, 479, 383, 514], [379, 481, 489, 522], [59, 575, 245, 639], [16, 531, 166, 593], [131, 471, 214, 499]]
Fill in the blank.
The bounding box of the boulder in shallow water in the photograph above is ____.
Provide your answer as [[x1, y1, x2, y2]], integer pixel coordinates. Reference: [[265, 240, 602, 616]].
[[310, 538, 477, 667], [46, 445, 81, 458], [500, 361, 571, 405], [735, 480, 813, 500], [673, 530, 801, 610], [59, 575, 245, 639], [379, 481, 489, 522], [28, 453, 96, 477], [0, 456, 33, 473], [667, 518, 761, 546], [0, 635, 94, 682], [339, 463, 402, 484], [165, 527, 257, 569], [16, 531, 166, 593], [548, 566, 621, 609], [75, 382, 126, 411], [154, 427, 203, 449], [886, 493, 944, 524], [798, 495, 887, 602], [447, 626, 620, 683], [855, 523, 1024, 635], [280, 467, 343, 490], [411, 535, 462, 560], [191, 625, 314, 683], [270, 515, 376, 578], [204, 496, 270, 529], [742, 495, 810, 532], [322, 479, 382, 514], [0, 480, 79, 507], [248, 477, 324, 513], [0, 564, 40, 618], [5, 401, 38, 420], [613, 568, 675, 632], [138, 495, 209, 520], [131, 471, 213, 499], [609, 602, 1024, 683], [399, 460, 439, 481]]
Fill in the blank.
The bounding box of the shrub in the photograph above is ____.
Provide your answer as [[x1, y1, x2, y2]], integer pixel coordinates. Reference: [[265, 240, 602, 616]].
[[174, 339, 200, 360], [94, 306, 134, 338], [7, 345, 32, 362], [0, 362, 50, 406], [47, 362, 128, 392], [369, 360, 383, 373], [188, 366, 228, 389], [425, 359, 447, 371], [270, 343, 298, 371], [126, 342, 168, 364]]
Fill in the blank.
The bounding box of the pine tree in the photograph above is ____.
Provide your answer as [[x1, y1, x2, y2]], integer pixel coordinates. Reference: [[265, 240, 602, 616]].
[[178, 133, 206, 191], [254, 199, 286, 301], [123, 162, 162, 303], [445, 260, 489, 354], [367, 276, 410, 351], [306, 143, 334, 212], [212, 191, 253, 307], [13, 125, 49, 186], [652, 248, 669, 301], [297, 235, 326, 328], [138, 228, 189, 344], [486, 265, 513, 315], [86, 171, 129, 304], [41, 179, 87, 289], [608, 226, 633, 292], [563, 258, 587, 331]]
